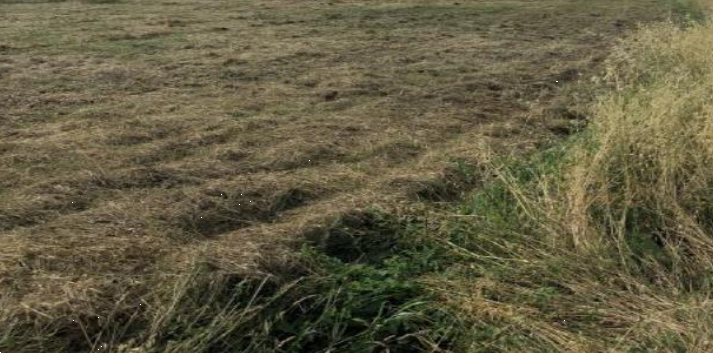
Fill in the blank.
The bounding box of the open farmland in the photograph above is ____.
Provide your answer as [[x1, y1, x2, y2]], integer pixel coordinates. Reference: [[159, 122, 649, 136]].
[[0, 0, 680, 351]]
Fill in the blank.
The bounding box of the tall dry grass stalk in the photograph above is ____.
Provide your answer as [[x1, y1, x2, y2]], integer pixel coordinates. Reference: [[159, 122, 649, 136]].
[[565, 21, 713, 279], [442, 16, 713, 352]]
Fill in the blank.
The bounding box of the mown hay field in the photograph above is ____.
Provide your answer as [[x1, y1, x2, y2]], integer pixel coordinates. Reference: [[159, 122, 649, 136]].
[[0, 0, 684, 351]]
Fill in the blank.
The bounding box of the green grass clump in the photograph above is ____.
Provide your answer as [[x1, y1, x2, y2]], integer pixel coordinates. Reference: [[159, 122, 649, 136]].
[[148, 253, 455, 353]]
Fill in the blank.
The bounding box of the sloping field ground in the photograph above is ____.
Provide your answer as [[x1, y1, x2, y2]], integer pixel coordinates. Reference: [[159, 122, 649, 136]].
[[0, 0, 689, 351]]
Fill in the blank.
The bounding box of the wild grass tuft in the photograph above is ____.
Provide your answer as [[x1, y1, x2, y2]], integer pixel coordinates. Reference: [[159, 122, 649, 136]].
[[432, 16, 713, 352]]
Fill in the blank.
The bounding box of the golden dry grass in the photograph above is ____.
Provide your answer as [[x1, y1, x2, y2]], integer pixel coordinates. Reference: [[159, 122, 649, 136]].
[[434, 9, 713, 352]]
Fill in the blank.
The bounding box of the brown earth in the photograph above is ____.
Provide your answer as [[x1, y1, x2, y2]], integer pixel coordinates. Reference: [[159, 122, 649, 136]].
[[0, 0, 669, 343]]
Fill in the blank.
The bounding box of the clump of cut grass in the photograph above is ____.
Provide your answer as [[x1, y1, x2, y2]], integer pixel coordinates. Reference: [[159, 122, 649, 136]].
[[0, 210, 458, 353]]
